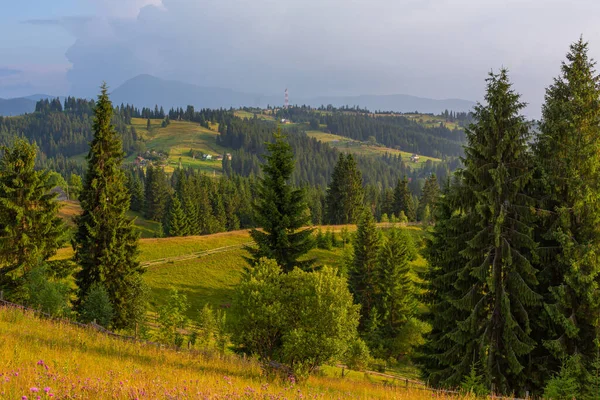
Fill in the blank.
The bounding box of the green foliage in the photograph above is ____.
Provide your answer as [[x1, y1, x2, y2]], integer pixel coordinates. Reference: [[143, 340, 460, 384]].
[[375, 228, 424, 359], [544, 356, 584, 400], [316, 229, 333, 250], [245, 130, 315, 272], [0, 139, 65, 299], [74, 83, 145, 330], [80, 282, 114, 327], [155, 289, 189, 346], [25, 266, 71, 317], [393, 177, 416, 222], [460, 364, 488, 397], [325, 153, 364, 224], [348, 209, 380, 326], [232, 258, 360, 379], [417, 174, 440, 222], [532, 37, 600, 390], [165, 194, 189, 237], [68, 173, 83, 200], [344, 338, 371, 371]]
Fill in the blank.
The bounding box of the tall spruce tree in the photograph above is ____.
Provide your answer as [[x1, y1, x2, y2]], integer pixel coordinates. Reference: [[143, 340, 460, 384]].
[[419, 179, 480, 388], [533, 38, 600, 394], [376, 228, 419, 358], [245, 130, 315, 272], [393, 176, 416, 222], [418, 174, 440, 221], [348, 209, 381, 328], [165, 194, 189, 237], [74, 83, 145, 330], [144, 165, 169, 222], [0, 139, 65, 299], [457, 69, 540, 394], [325, 153, 364, 224]]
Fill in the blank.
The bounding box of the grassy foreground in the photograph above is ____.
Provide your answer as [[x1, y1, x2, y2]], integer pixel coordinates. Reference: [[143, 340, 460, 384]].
[[0, 307, 464, 399]]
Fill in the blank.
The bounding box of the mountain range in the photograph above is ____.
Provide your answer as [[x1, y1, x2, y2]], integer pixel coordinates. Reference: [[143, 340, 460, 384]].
[[1, 74, 475, 116]]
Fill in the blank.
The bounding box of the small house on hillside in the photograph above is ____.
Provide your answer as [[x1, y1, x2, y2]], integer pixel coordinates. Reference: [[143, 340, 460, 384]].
[[214, 155, 223, 161], [410, 154, 420, 163], [226, 153, 232, 161], [203, 154, 213, 160]]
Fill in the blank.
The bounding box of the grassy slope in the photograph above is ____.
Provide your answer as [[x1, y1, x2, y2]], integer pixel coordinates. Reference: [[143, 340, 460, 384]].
[[57, 201, 161, 239], [305, 130, 441, 166], [0, 307, 454, 399], [131, 118, 226, 174], [402, 113, 461, 130]]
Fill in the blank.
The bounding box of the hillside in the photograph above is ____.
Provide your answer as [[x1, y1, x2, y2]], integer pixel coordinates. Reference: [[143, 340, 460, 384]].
[[0, 305, 457, 399], [0, 96, 36, 116], [305, 130, 441, 166], [130, 117, 225, 174], [53, 223, 426, 319]]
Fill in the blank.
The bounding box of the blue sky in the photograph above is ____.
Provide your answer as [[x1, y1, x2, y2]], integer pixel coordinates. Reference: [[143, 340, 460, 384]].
[[3, 0, 600, 118]]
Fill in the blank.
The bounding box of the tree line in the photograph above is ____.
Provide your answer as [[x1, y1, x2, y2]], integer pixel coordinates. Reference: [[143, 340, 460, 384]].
[[421, 39, 600, 398]]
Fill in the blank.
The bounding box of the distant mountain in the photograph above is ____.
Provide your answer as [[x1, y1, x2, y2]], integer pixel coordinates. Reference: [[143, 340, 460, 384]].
[[0, 97, 37, 116], [112, 74, 475, 114], [110, 74, 268, 109]]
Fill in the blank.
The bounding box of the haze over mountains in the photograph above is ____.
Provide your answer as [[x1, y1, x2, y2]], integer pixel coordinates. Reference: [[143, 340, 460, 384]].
[[0, 74, 475, 116]]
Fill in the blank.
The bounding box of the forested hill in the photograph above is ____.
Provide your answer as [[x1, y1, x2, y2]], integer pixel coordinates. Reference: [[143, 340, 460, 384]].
[[0, 98, 465, 190]]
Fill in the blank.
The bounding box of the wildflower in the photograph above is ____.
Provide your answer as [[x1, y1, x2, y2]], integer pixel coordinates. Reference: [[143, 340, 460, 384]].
[[21, 396, 27, 400], [30, 387, 39, 393], [44, 387, 51, 393]]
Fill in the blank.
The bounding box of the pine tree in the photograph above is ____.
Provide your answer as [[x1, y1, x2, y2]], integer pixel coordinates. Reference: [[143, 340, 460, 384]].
[[376, 228, 418, 358], [419, 179, 479, 388], [418, 174, 440, 221], [0, 139, 65, 299], [245, 130, 315, 272], [128, 171, 145, 212], [325, 153, 364, 224], [349, 209, 380, 327], [458, 69, 539, 394], [165, 194, 189, 237], [393, 176, 416, 222], [533, 38, 600, 393], [144, 165, 169, 221], [74, 83, 146, 330]]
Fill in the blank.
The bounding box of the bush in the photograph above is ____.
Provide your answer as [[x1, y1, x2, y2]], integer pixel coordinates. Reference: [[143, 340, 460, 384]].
[[25, 266, 71, 317], [232, 258, 361, 380], [155, 289, 189, 346], [345, 338, 371, 371], [544, 356, 583, 400], [80, 282, 113, 327]]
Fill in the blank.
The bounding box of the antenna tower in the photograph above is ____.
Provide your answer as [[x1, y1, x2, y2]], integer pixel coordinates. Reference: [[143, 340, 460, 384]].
[[284, 88, 289, 109]]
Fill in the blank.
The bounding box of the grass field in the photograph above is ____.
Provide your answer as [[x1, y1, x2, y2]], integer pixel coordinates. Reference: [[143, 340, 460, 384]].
[[306, 130, 441, 166], [130, 118, 226, 174], [234, 110, 275, 121], [402, 113, 461, 130], [0, 306, 463, 399]]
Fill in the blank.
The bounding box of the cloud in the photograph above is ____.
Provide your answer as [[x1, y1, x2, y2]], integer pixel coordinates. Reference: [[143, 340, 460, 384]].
[[0, 68, 21, 78], [51, 0, 600, 117]]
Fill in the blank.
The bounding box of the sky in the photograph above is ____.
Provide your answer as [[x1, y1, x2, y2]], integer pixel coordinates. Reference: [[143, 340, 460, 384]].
[[2, 0, 600, 117]]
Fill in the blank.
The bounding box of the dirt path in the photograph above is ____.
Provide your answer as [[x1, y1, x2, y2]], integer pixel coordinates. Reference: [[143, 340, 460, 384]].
[[141, 242, 253, 268]]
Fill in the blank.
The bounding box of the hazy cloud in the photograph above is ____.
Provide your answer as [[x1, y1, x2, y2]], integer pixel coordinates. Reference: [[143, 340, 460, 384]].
[[42, 0, 600, 116], [0, 68, 20, 77]]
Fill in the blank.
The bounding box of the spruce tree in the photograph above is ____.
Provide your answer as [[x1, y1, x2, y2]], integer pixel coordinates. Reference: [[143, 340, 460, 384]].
[[533, 38, 600, 393], [74, 83, 145, 330], [144, 165, 169, 221], [376, 228, 418, 358], [393, 176, 416, 222], [325, 153, 364, 224], [419, 179, 479, 388], [0, 139, 65, 299], [349, 209, 380, 327], [458, 69, 539, 394], [165, 194, 189, 237], [245, 130, 315, 272], [418, 174, 440, 221]]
